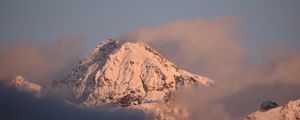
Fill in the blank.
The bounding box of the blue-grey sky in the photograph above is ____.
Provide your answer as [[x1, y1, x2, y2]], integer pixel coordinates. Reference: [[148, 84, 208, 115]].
[[1, 0, 300, 55]]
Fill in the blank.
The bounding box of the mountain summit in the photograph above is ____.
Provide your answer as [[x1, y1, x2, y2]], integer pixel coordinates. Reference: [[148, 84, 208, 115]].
[[54, 39, 214, 119]]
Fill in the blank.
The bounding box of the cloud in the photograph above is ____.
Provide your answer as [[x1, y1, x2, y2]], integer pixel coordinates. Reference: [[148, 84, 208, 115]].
[[0, 36, 85, 88], [120, 17, 300, 119], [121, 17, 243, 79], [0, 82, 146, 120]]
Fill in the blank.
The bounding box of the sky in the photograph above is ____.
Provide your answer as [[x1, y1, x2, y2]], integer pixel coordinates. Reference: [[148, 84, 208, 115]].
[[0, 1, 300, 120], [1, 0, 300, 56]]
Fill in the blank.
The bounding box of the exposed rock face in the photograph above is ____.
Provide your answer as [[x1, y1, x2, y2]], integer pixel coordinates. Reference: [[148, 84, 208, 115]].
[[241, 99, 300, 120], [54, 39, 214, 119], [260, 100, 279, 111], [11, 75, 42, 97]]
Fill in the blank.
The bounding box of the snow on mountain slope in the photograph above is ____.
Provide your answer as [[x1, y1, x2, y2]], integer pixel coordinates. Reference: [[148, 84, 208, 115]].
[[11, 75, 42, 97], [53, 39, 214, 119], [240, 99, 300, 120]]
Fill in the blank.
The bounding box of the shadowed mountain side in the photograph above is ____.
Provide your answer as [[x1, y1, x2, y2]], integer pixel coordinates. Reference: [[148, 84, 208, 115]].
[[219, 82, 300, 119], [0, 82, 146, 120]]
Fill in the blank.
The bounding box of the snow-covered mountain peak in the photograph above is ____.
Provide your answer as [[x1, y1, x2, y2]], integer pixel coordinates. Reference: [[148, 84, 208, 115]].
[[82, 38, 119, 65], [54, 39, 214, 119]]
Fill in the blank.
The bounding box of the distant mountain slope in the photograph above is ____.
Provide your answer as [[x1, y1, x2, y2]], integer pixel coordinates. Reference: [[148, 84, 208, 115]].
[[240, 99, 300, 120]]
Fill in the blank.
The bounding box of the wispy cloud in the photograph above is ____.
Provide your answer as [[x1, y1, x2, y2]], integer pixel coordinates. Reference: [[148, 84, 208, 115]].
[[121, 17, 300, 119]]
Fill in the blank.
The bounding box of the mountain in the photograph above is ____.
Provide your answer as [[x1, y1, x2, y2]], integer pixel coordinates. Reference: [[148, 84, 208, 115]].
[[53, 39, 214, 119], [240, 99, 300, 120], [11, 75, 42, 97]]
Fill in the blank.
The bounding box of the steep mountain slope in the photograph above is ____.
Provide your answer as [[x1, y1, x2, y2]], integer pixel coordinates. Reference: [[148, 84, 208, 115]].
[[54, 39, 214, 119], [240, 99, 300, 120]]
